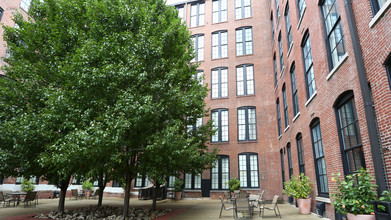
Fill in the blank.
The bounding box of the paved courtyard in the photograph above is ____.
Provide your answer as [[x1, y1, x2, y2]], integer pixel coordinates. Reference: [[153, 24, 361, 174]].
[[0, 197, 329, 219]]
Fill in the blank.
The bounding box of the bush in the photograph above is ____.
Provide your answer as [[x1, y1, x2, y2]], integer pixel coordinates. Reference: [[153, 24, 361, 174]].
[[283, 173, 312, 199], [82, 180, 94, 190], [21, 178, 35, 192], [227, 177, 240, 192]]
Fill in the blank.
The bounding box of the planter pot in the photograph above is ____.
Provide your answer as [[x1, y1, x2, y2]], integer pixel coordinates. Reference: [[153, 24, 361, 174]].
[[297, 198, 311, 214], [174, 191, 182, 200], [346, 213, 375, 220], [373, 200, 391, 220]]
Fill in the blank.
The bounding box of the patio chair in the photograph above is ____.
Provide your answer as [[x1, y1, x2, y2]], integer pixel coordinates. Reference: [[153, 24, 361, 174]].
[[0, 192, 16, 207], [238, 190, 248, 198], [71, 189, 83, 200], [259, 195, 281, 218], [235, 197, 253, 219], [20, 191, 37, 207], [91, 189, 100, 199], [223, 191, 233, 203], [219, 196, 234, 218], [249, 194, 261, 208]]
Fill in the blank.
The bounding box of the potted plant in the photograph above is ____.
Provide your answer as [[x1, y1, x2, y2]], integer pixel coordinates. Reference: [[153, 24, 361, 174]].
[[21, 179, 35, 192], [82, 180, 94, 198], [228, 177, 241, 194], [283, 173, 313, 214], [331, 168, 377, 220], [373, 190, 391, 220], [174, 179, 184, 200]]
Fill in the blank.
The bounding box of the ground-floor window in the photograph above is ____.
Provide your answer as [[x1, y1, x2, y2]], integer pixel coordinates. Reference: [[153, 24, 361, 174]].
[[134, 174, 150, 188], [239, 153, 259, 188], [185, 173, 201, 189], [211, 156, 229, 190]]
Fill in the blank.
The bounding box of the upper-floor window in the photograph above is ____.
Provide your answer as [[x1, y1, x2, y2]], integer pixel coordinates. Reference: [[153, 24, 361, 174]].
[[271, 13, 275, 40], [386, 56, 391, 90], [296, 133, 305, 174], [310, 119, 329, 196], [285, 3, 293, 50], [0, 7, 4, 22], [211, 156, 229, 190], [287, 143, 293, 179], [282, 84, 289, 128], [274, 53, 278, 87], [236, 64, 255, 96], [335, 92, 365, 175], [275, 0, 280, 21], [192, 34, 204, 62], [212, 30, 228, 59], [195, 70, 204, 85], [280, 149, 285, 188], [213, 0, 228, 23], [290, 63, 300, 116], [211, 67, 228, 98], [187, 117, 203, 133], [277, 98, 282, 136], [236, 27, 253, 55], [297, 0, 306, 20], [238, 106, 257, 141], [278, 33, 284, 72], [191, 2, 205, 27], [185, 173, 201, 189], [235, 0, 251, 19], [212, 109, 229, 142], [20, 0, 31, 11], [302, 32, 316, 99], [176, 5, 185, 22], [370, 0, 388, 15], [239, 153, 259, 188], [320, 0, 346, 70]]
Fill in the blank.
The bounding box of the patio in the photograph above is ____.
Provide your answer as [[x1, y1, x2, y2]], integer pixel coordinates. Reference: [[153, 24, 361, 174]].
[[0, 197, 329, 220]]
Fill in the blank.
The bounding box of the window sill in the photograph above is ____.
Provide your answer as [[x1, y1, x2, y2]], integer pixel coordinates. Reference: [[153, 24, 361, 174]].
[[296, 6, 306, 30], [278, 134, 282, 140], [237, 94, 256, 98], [184, 189, 202, 193], [211, 97, 229, 100], [326, 53, 348, 81], [305, 91, 318, 107], [212, 21, 228, 25], [292, 112, 300, 122], [212, 57, 229, 61], [279, 66, 285, 78], [369, 0, 391, 28], [236, 53, 254, 58], [235, 16, 253, 21], [189, 25, 205, 29], [287, 42, 294, 58], [210, 190, 230, 192], [274, 83, 278, 92], [240, 188, 260, 191], [316, 197, 331, 203], [238, 140, 258, 144], [210, 142, 230, 145], [284, 125, 290, 133]]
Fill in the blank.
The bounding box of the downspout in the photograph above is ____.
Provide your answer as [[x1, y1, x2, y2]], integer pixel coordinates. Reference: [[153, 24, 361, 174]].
[[344, 0, 388, 192]]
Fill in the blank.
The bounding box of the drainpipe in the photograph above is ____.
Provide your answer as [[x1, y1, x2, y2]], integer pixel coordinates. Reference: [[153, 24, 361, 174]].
[[344, 0, 388, 193]]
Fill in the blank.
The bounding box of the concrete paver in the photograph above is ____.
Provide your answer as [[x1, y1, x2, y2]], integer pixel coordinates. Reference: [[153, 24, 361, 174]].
[[0, 198, 328, 219]]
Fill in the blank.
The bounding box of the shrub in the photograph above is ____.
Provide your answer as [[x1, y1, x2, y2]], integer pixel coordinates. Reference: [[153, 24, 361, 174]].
[[283, 173, 312, 199], [21, 178, 35, 192], [82, 180, 94, 190], [227, 177, 240, 192]]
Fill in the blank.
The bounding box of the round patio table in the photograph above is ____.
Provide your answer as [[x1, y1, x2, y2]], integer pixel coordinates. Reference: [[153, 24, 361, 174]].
[[7, 192, 27, 206]]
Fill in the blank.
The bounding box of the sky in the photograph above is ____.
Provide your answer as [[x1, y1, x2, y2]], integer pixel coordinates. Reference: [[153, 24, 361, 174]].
[[166, 0, 184, 5]]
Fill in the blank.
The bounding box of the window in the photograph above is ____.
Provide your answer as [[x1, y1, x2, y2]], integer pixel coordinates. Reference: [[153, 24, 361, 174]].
[[335, 92, 365, 175], [236, 64, 255, 96], [185, 173, 201, 189], [280, 149, 285, 188], [297, 0, 306, 19], [275, 0, 280, 21], [236, 27, 253, 55], [0, 177, 3, 185], [212, 31, 228, 59], [287, 143, 293, 179], [285, 4, 293, 50], [310, 119, 329, 196], [211, 109, 229, 142], [187, 117, 203, 133], [72, 176, 85, 185], [276, 99, 282, 136], [176, 5, 185, 22], [190, 2, 205, 27], [239, 153, 259, 188], [20, 0, 31, 11], [112, 180, 122, 187], [386, 57, 391, 90], [16, 176, 39, 185], [296, 133, 305, 174], [282, 84, 289, 128], [135, 174, 150, 188], [192, 34, 204, 62], [235, 0, 251, 19], [274, 53, 278, 87], [290, 64, 299, 117], [302, 32, 316, 99], [370, 0, 388, 14], [211, 67, 228, 98], [321, 0, 346, 70], [168, 176, 176, 188], [271, 13, 275, 40], [238, 107, 257, 141], [196, 70, 204, 85], [211, 156, 230, 190], [213, 0, 228, 23], [278, 33, 284, 72], [0, 7, 4, 21]]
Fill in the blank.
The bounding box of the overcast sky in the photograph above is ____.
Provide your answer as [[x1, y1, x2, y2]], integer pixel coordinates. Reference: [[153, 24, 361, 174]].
[[166, 0, 184, 5]]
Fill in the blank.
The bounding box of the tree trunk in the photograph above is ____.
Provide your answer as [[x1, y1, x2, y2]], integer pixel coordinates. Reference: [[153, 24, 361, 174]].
[[97, 171, 106, 208], [152, 183, 160, 211], [123, 171, 132, 219], [57, 176, 71, 213]]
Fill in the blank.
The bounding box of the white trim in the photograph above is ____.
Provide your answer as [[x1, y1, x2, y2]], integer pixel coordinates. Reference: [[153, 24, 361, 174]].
[[274, 83, 278, 92], [287, 42, 294, 58], [278, 134, 282, 140], [284, 125, 290, 133], [305, 91, 318, 107], [184, 189, 202, 192], [292, 112, 301, 122], [369, 0, 391, 28], [326, 53, 348, 81], [296, 6, 307, 30], [279, 66, 285, 78], [316, 196, 331, 203]]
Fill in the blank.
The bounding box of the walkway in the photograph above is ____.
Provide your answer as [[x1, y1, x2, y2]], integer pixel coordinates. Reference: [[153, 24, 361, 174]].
[[0, 197, 329, 219]]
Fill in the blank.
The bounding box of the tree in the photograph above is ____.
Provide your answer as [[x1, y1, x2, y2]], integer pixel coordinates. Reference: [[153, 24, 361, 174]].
[[1, 0, 212, 217]]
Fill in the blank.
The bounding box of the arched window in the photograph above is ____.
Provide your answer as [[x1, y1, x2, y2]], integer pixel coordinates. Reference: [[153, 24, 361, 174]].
[[296, 133, 305, 174], [239, 153, 259, 188], [287, 143, 293, 179]]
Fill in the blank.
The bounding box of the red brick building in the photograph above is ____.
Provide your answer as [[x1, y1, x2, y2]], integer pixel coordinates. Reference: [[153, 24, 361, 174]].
[[1, 0, 391, 219]]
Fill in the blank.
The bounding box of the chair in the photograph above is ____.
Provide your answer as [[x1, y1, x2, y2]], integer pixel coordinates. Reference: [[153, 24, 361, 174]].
[[219, 196, 234, 218], [259, 195, 281, 218], [0, 192, 16, 207], [223, 191, 233, 203], [249, 194, 261, 208], [238, 190, 248, 198], [20, 191, 37, 207], [235, 197, 253, 219], [71, 189, 83, 200], [91, 189, 100, 199]]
